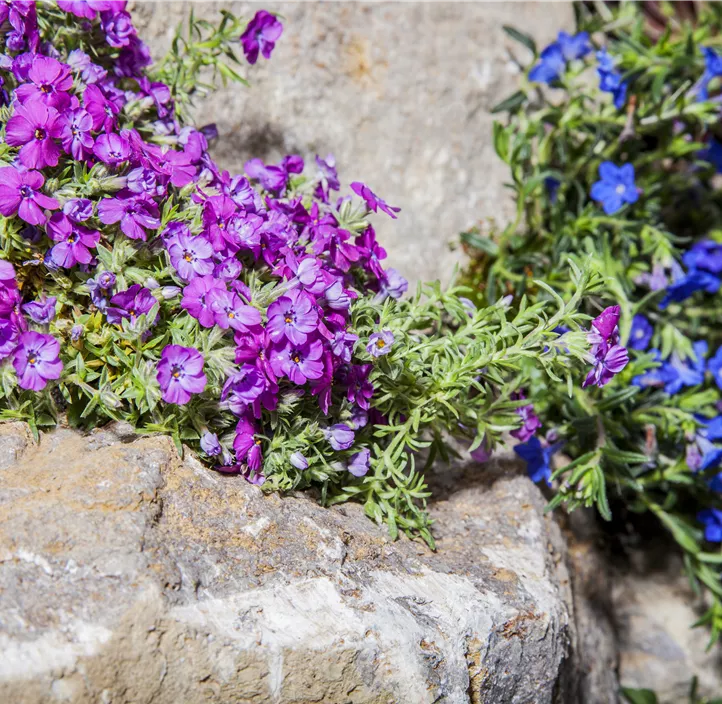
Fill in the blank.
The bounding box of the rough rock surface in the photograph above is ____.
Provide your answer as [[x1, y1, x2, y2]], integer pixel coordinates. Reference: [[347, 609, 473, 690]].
[[132, 1, 574, 288], [0, 423, 616, 703]]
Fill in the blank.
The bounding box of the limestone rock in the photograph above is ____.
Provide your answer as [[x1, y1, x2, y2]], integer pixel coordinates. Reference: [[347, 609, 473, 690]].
[[131, 1, 574, 288], [0, 424, 616, 703]]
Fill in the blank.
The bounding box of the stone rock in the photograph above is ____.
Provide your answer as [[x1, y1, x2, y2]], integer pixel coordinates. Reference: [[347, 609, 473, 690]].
[[0, 424, 617, 703], [131, 1, 574, 287]]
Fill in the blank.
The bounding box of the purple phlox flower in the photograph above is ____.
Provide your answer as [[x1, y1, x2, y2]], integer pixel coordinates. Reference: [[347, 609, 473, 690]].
[[267, 288, 319, 345], [629, 314, 653, 351], [127, 167, 163, 197], [367, 329, 394, 357], [244, 157, 288, 192], [144, 143, 196, 188], [583, 343, 629, 388], [324, 423, 355, 451], [22, 295, 56, 324], [57, 1, 119, 19], [202, 195, 239, 251], [350, 181, 400, 219], [345, 363, 374, 411], [167, 229, 214, 281], [659, 341, 708, 395], [379, 268, 408, 300], [590, 162, 638, 215], [596, 50, 628, 109], [215, 256, 243, 282], [101, 8, 135, 48], [290, 451, 309, 470], [683, 240, 722, 275], [13, 330, 62, 391], [93, 132, 131, 165], [700, 47, 722, 101], [157, 344, 206, 405], [181, 274, 227, 328], [83, 84, 119, 132], [312, 221, 361, 272], [106, 284, 155, 325], [0, 167, 59, 226], [660, 267, 720, 309], [315, 153, 340, 201], [293, 256, 324, 291], [223, 173, 259, 210], [0, 260, 16, 284], [66, 48, 107, 84], [529, 43, 565, 84], [269, 338, 325, 384], [3, 1, 39, 53], [509, 391, 542, 443], [5, 97, 63, 169], [47, 213, 100, 268], [355, 225, 388, 280], [240, 10, 283, 64], [513, 436, 563, 486], [233, 416, 264, 472], [63, 198, 93, 222], [222, 364, 267, 415], [15, 55, 72, 109], [70, 324, 84, 341], [348, 448, 371, 477], [200, 431, 222, 457], [323, 279, 351, 311], [98, 195, 160, 241], [331, 330, 358, 363], [0, 317, 19, 361], [698, 509, 722, 542], [209, 288, 261, 331]]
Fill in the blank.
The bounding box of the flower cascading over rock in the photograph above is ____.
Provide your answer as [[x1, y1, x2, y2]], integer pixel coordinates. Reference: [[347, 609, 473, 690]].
[[0, 1, 596, 545]]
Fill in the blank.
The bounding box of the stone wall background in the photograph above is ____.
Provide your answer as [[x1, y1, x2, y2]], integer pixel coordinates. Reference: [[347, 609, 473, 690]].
[[133, 1, 573, 287]]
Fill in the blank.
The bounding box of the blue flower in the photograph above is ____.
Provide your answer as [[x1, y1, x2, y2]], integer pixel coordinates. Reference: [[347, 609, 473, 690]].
[[659, 269, 720, 309], [557, 31, 591, 61], [513, 436, 562, 485], [711, 473, 722, 492], [699, 47, 722, 101], [699, 139, 722, 173], [698, 508, 722, 542], [703, 415, 722, 441], [596, 50, 627, 109], [683, 240, 722, 275], [545, 177, 560, 204], [529, 44, 566, 84], [659, 341, 708, 395], [629, 314, 653, 351], [590, 162, 638, 215], [708, 346, 722, 390]]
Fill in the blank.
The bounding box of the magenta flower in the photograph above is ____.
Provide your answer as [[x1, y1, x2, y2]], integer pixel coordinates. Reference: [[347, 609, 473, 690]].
[[509, 392, 542, 443], [57, 1, 118, 19], [244, 158, 288, 192], [167, 229, 214, 281], [0, 318, 19, 361], [106, 284, 155, 325], [59, 107, 94, 160], [13, 331, 62, 391], [98, 195, 160, 241], [156, 345, 207, 405], [208, 289, 261, 331], [93, 132, 131, 165], [83, 84, 119, 132], [267, 288, 318, 345], [588, 305, 621, 347], [47, 213, 100, 268], [350, 181, 400, 219], [0, 167, 59, 226], [233, 417, 264, 473], [367, 330, 394, 357], [221, 364, 266, 414], [583, 344, 629, 388], [240, 10, 283, 65], [269, 338, 325, 385], [63, 198, 93, 222], [181, 275, 226, 328], [331, 331, 358, 363], [101, 9, 135, 48], [15, 55, 72, 109], [5, 98, 63, 169]]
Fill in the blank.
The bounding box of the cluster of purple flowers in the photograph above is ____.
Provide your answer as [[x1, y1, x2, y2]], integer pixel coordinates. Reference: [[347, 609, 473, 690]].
[[0, 2, 404, 483]]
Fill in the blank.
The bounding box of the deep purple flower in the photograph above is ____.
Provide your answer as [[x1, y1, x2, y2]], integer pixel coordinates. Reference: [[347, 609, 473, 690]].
[[0, 318, 19, 361], [244, 158, 288, 193], [63, 198, 93, 222], [240, 10, 283, 65], [15, 55, 72, 109], [200, 431, 222, 457], [269, 338, 325, 384], [290, 451, 308, 470], [698, 509, 722, 542], [127, 167, 162, 197], [509, 393, 542, 443], [588, 305, 621, 347], [156, 344, 207, 405], [98, 195, 160, 241], [22, 296, 56, 324], [348, 448, 371, 477], [233, 416, 263, 471], [209, 288, 261, 331], [167, 229, 214, 281], [106, 284, 155, 325], [57, 1, 119, 19], [181, 275, 226, 328], [331, 331, 358, 363], [267, 288, 319, 345], [93, 132, 131, 165], [590, 162, 638, 215], [6, 98, 63, 169], [350, 181, 400, 219], [83, 84, 119, 133], [0, 167, 59, 226], [47, 213, 100, 268], [101, 9, 135, 48], [221, 364, 266, 414], [629, 314, 653, 351], [367, 330, 394, 357], [13, 331, 62, 391], [324, 423, 355, 451], [583, 344, 629, 388]]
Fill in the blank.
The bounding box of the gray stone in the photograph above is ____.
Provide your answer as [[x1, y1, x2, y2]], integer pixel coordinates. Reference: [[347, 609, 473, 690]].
[[0, 424, 617, 703], [131, 1, 574, 288]]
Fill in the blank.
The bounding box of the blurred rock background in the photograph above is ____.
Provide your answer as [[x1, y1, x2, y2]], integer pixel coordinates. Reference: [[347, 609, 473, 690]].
[[132, 1, 573, 287]]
